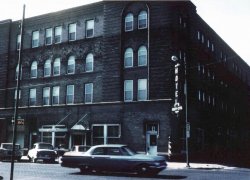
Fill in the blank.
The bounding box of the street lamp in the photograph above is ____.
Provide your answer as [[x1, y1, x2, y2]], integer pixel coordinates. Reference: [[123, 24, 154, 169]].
[[171, 55, 190, 167]]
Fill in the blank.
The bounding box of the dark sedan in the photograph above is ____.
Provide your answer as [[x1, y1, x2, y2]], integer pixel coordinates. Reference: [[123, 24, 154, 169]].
[[61, 144, 167, 176]]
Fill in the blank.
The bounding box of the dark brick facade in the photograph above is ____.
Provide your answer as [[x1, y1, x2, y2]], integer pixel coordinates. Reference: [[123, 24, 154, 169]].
[[0, 1, 249, 165]]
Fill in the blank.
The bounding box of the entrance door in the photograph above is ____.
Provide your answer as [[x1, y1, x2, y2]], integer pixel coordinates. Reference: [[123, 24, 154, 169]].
[[72, 134, 86, 145]]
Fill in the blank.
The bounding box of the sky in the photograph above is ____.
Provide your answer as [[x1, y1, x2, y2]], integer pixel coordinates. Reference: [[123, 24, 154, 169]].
[[0, 0, 249, 66]]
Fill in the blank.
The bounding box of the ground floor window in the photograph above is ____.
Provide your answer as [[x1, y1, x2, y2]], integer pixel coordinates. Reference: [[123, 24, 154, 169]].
[[92, 124, 121, 145]]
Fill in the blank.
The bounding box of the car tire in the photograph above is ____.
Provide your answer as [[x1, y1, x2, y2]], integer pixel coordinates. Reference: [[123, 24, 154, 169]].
[[136, 164, 149, 176], [31, 157, 37, 163]]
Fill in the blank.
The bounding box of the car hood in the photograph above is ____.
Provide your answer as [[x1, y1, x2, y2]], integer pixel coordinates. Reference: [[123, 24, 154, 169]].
[[36, 149, 55, 152]]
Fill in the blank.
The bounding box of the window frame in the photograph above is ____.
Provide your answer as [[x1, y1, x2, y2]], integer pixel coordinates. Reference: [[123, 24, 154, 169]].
[[86, 19, 94, 38], [125, 13, 133, 32], [138, 46, 147, 66], [138, 79, 147, 101], [138, 11, 147, 29], [67, 56, 75, 74], [66, 85, 74, 104], [30, 61, 38, 78], [52, 86, 60, 105], [29, 88, 36, 106], [69, 23, 76, 41], [54, 26, 62, 44], [45, 28, 53, 45], [53, 58, 61, 76], [124, 48, 133, 68], [17, 34, 21, 50], [32, 30, 39, 48], [44, 59, 51, 77], [85, 53, 94, 72], [124, 80, 133, 102], [43, 87, 50, 106], [85, 83, 93, 103]]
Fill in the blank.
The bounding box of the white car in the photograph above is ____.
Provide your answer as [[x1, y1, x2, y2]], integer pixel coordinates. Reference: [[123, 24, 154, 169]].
[[28, 142, 57, 163], [63, 145, 90, 156]]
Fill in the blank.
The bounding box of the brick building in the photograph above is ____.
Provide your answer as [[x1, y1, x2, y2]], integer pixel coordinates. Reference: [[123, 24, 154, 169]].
[[0, 1, 249, 165]]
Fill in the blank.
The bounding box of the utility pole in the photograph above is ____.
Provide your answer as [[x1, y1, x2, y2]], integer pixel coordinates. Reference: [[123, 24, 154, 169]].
[[10, 4, 25, 180]]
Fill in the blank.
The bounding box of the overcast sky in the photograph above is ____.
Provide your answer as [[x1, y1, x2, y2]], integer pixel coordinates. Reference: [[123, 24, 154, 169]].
[[0, 0, 249, 66]]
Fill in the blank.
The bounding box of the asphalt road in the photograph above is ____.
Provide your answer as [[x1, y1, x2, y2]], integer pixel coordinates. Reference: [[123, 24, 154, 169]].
[[0, 161, 249, 180]]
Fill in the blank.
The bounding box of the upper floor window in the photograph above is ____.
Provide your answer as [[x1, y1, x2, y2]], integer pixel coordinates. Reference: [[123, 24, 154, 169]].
[[45, 28, 52, 45], [124, 48, 133, 68], [85, 83, 93, 103], [125, 13, 133, 31], [55, 26, 62, 44], [52, 86, 60, 105], [32, 31, 39, 48], [67, 56, 75, 74], [138, 46, 147, 66], [43, 87, 50, 106], [14, 89, 21, 100], [124, 80, 133, 101], [69, 23, 76, 41], [15, 64, 22, 80], [138, 79, 147, 101], [86, 20, 94, 38], [66, 85, 74, 104], [31, 61, 38, 78], [86, 53, 94, 72], [29, 88, 36, 106], [44, 59, 51, 77], [138, 11, 147, 29], [17, 34, 21, 50], [53, 58, 60, 76]]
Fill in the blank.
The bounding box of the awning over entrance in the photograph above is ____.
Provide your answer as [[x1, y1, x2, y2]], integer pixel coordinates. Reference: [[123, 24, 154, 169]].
[[70, 113, 90, 133], [71, 124, 89, 131]]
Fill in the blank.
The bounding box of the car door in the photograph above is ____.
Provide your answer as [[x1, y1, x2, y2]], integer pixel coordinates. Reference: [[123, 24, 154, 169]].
[[90, 147, 110, 171]]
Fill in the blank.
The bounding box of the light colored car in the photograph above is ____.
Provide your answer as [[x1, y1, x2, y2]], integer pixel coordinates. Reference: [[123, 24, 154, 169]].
[[61, 144, 167, 176], [27, 142, 57, 163], [63, 145, 90, 156], [0, 143, 22, 161]]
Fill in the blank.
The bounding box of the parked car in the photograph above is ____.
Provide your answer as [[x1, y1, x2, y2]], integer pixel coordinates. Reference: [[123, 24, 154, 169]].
[[55, 144, 68, 158], [27, 142, 57, 163], [63, 145, 91, 157], [61, 144, 166, 176], [0, 143, 22, 161]]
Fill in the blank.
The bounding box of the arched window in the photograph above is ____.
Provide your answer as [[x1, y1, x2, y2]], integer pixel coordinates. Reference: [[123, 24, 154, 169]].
[[53, 58, 60, 76], [67, 56, 75, 74], [138, 11, 147, 29], [86, 53, 94, 72], [31, 61, 37, 78], [125, 13, 133, 31], [15, 64, 22, 80], [138, 46, 147, 66], [44, 59, 51, 77], [124, 48, 133, 68]]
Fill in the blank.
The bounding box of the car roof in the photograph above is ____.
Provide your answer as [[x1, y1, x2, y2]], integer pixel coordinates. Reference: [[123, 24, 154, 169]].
[[91, 144, 127, 148]]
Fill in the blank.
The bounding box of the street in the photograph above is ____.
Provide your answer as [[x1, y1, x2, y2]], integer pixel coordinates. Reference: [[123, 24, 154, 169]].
[[0, 161, 250, 180]]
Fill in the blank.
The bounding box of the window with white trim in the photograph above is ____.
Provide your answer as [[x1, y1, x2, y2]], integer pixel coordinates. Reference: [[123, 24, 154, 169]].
[[55, 26, 62, 44], [17, 34, 21, 50], [138, 11, 147, 29], [15, 64, 22, 80], [138, 46, 147, 66], [31, 61, 38, 78], [138, 79, 147, 101], [92, 124, 121, 145], [69, 23, 76, 41], [124, 80, 133, 101], [32, 31, 39, 48], [45, 28, 52, 45], [66, 85, 74, 104], [85, 83, 93, 103], [86, 53, 94, 72], [29, 88, 36, 106], [67, 56, 75, 74], [14, 89, 21, 100], [44, 59, 51, 77], [86, 20, 94, 38], [125, 13, 133, 31], [43, 87, 50, 106], [52, 86, 60, 105], [124, 48, 133, 68], [53, 58, 60, 76]]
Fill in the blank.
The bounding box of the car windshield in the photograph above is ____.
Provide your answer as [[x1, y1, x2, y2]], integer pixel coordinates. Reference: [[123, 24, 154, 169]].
[[121, 146, 137, 156], [38, 144, 53, 150], [2, 144, 20, 150]]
